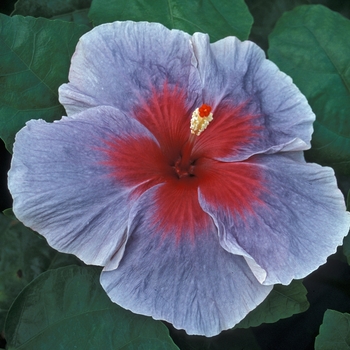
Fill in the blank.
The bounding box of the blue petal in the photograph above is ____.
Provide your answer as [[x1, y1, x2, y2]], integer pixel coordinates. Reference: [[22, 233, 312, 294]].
[[191, 33, 315, 160], [100, 185, 272, 336], [59, 21, 202, 116], [199, 153, 350, 285], [8, 106, 156, 268]]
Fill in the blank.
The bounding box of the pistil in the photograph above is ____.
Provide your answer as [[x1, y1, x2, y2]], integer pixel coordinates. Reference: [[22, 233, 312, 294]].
[[190, 104, 213, 136], [175, 104, 213, 178]]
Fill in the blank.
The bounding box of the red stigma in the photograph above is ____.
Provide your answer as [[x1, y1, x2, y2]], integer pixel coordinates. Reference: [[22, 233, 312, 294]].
[[198, 104, 212, 118]]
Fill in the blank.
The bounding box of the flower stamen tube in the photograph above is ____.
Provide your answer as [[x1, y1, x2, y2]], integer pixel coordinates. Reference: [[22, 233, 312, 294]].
[[176, 104, 214, 177], [190, 103, 213, 137]]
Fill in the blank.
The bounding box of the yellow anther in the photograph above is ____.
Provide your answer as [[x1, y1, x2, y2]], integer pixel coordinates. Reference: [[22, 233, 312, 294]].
[[190, 104, 213, 136]]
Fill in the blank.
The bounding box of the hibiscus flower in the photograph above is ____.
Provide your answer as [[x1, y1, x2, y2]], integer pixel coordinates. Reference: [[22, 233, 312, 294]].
[[8, 21, 350, 336]]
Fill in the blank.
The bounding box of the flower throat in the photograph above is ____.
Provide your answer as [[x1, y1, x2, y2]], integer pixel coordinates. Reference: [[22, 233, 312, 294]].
[[174, 104, 213, 179]]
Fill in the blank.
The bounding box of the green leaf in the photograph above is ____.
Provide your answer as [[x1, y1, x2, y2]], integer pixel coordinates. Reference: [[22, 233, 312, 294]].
[[235, 280, 309, 329], [2, 208, 14, 217], [170, 327, 261, 350], [0, 213, 81, 333], [88, 0, 253, 42], [4, 265, 179, 350], [52, 9, 92, 26], [12, 0, 92, 18], [0, 14, 89, 152], [246, 0, 350, 51], [12, 0, 92, 26], [268, 5, 350, 174], [0, 213, 53, 332], [245, 0, 306, 51], [315, 309, 350, 349]]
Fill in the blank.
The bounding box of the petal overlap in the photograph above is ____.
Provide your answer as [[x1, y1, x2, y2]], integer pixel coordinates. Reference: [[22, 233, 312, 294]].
[[191, 33, 315, 160], [199, 153, 350, 285], [9, 106, 158, 268], [101, 185, 273, 336], [59, 21, 202, 117]]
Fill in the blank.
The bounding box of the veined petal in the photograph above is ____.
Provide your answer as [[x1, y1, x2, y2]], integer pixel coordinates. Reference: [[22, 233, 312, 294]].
[[131, 82, 194, 163], [191, 33, 314, 160], [8, 106, 158, 268], [59, 21, 201, 116], [101, 185, 272, 336], [199, 153, 350, 285]]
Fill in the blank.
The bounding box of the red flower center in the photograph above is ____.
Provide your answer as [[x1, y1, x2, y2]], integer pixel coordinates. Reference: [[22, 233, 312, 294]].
[[101, 83, 266, 241], [174, 156, 195, 178]]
